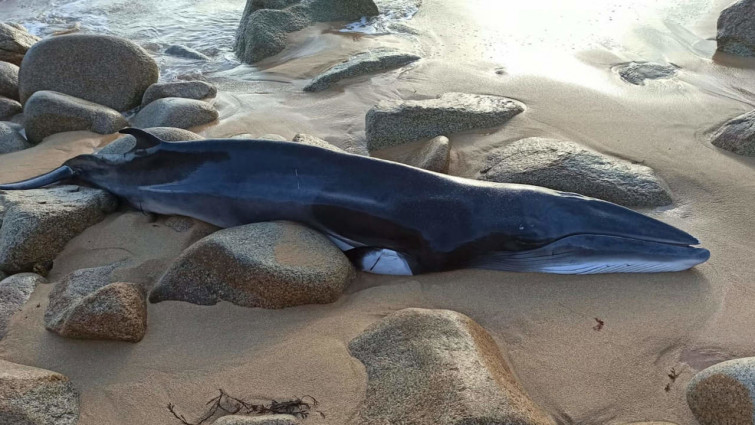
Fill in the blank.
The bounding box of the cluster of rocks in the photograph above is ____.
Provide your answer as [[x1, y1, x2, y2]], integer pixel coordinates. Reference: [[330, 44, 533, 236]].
[[0, 30, 220, 152], [478, 138, 673, 207], [4, 302, 755, 424], [0, 23, 37, 122], [706, 1, 755, 159], [235, 0, 380, 63]]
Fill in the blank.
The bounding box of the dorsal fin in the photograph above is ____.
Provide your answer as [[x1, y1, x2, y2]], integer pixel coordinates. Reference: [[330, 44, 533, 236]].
[[118, 128, 164, 150]]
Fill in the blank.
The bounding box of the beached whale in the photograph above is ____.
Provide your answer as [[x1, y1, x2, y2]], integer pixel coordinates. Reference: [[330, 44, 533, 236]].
[[0, 129, 710, 275]]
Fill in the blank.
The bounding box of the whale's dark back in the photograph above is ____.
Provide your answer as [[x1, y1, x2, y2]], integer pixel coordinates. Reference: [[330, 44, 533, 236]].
[[70, 139, 535, 269]]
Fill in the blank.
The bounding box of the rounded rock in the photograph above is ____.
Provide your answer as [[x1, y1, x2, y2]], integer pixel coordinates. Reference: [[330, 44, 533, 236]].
[[141, 80, 217, 107], [687, 357, 755, 425], [0, 273, 46, 339], [0, 121, 30, 154], [44, 265, 148, 343], [23, 90, 128, 144], [0, 23, 40, 66], [400, 135, 450, 173], [478, 137, 673, 207], [0, 360, 79, 425], [717, 0, 755, 57], [615, 62, 677, 86], [165, 44, 210, 61], [0, 61, 19, 100], [130, 97, 219, 129], [150, 221, 355, 309], [19, 34, 159, 111], [712, 109, 755, 156], [0, 96, 21, 121]]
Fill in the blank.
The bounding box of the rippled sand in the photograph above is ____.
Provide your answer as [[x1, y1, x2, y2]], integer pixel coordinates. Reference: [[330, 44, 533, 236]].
[[2, 0, 755, 424]]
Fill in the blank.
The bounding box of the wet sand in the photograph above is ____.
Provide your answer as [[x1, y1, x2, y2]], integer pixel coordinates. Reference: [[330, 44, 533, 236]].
[[2, 0, 755, 424]]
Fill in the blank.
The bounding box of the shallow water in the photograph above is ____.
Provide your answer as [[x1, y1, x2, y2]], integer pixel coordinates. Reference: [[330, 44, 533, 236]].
[[0, 0, 421, 80]]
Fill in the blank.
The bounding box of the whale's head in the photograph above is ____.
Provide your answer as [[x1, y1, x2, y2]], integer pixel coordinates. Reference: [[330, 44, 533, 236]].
[[462, 184, 710, 274]]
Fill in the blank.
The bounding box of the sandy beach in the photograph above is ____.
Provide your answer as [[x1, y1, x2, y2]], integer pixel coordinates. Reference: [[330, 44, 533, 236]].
[[1, 0, 755, 423]]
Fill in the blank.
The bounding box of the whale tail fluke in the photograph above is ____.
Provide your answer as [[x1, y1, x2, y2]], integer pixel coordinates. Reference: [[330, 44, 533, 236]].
[[466, 234, 710, 274], [0, 166, 75, 190]]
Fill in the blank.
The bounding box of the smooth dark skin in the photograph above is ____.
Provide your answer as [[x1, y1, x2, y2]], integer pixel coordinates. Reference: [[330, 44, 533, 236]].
[[0, 129, 709, 274]]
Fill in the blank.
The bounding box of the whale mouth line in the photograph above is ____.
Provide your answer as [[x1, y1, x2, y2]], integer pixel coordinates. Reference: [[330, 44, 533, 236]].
[[545, 231, 701, 249], [467, 233, 710, 274]]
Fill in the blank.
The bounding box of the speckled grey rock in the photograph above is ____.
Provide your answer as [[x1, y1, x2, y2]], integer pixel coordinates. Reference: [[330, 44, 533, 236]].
[[616, 62, 677, 85], [0, 360, 79, 425], [214, 414, 299, 425], [304, 49, 420, 92], [235, 8, 311, 64], [44, 265, 147, 342], [366, 92, 524, 150], [99, 126, 204, 155], [235, 0, 379, 64], [0, 273, 45, 339], [0, 96, 21, 121], [244, 0, 300, 14], [478, 138, 673, 207], [141, 81, 217, 106], [717, 0, 755, 57], [711, 109, 755, 156], [18, 34, 159, 111], [349, 308, 556, 425], [150, 221, 355, 309], [0, 23, 39, 66], [130, 97, 219, 129], [303, 0, 380, 22], [0, 186, 118, 273], [0, 121, 30, 153], [165, 44, 211, 61], [292, 133, 345, 152], [399, 136, 450, 173], [687, 357, 755, 425], [23, 90, 129, 143], [0, 61, 19, 100]]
